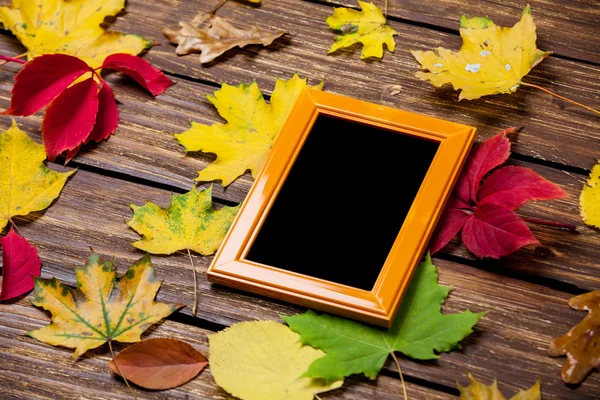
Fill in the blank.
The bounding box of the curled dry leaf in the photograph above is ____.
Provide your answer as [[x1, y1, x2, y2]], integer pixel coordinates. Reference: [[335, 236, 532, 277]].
[[109, 338, 207, 390], [458, 373, 541, 399], [163, 14, 286, 64], [0, 227, 41, 301], [549, 291, 600, 384]]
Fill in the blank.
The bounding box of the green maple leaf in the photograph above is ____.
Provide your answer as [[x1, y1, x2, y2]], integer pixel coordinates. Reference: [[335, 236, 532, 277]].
[[283, 254, 485, 382]]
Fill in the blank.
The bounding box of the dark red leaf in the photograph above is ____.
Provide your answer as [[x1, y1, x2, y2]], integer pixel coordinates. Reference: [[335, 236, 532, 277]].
[[4, 54, 90, 116], [430, 207, 470, 254], [462, 203, 539, 259], [101, 54, 172, 96], [87, 81, 119, 143], [479, 166, 569, 210], [108, 338, 208, 389], [42, 78, 99, 162], [0, 228, 41, 301]]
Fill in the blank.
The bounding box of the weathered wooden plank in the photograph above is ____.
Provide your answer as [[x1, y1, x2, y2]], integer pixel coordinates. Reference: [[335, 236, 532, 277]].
[[6, 166, 600, 398], [313, 0, 600, 65], [0, 299, 447, 400]]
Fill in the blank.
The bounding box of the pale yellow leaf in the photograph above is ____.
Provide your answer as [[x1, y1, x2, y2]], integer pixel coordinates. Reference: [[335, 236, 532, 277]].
[[580, 162, 600, 228], [458, 373, 541, 400]]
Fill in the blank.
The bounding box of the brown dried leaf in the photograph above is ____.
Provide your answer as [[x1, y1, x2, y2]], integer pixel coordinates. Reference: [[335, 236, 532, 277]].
[[549, 291, 600, 384], [163, 14, 286, 64]]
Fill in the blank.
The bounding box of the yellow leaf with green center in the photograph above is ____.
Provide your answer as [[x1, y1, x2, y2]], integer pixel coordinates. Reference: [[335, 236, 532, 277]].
[[580, 161, 600, 228], [127, 185, 239, 255], [175, 74, 323, 187], [325, 1, 397, 59], [27, 252, 182, 357], [458, 373, 541, 399], [209, 321, 344, 400], [410, 6, 551, 100], [0, 119, 74, 231], [0, 0, 151, 68]]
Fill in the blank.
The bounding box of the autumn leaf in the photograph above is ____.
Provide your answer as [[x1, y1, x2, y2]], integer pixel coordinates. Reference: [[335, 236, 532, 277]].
[[4, 53, 171, 162], [0, 0, 152, 68], [176, 74, 322, 186], [458, 373, 541, 399], [430, 128, 568, 259], [163, 14, 286, 64], [580, 161, 600, 228], [127, 185, 239, 315], [283, 254, 484, 383], [0, 119, 74, 231], [209, 320, 343, 400], [27, 251, 182, 357], [549, 291, 600, 384], [411, 6, 550, 100], [0, 227, 41, 301], [108, 338, 207, 389], [325, 1, 396, 59]]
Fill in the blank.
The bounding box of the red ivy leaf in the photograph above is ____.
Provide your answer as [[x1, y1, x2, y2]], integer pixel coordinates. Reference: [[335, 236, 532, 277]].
[[101, 54, 172, 96], [87, 81, 119, 143], [429, 208, 470, 254], [0, 228, 41, 301]]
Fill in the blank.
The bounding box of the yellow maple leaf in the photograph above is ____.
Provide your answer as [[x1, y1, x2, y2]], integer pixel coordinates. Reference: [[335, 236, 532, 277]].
[[27, 252, 182, 357], [326, 1, 397, 59], [580, 161, 600, 228], [458, 373, 541, 400], [176, 74, 322, 187], [0, 0, 151, 68], [411, 6, 551, 100], [0, 119, 74, 231], [209, 321, 343, 400]]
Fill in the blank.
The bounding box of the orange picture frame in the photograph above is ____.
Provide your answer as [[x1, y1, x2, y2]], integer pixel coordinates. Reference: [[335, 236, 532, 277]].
[[207, 89, 476, 327]]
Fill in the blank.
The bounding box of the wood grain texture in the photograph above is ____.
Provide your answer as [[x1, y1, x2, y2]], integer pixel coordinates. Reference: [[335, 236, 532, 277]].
[[314, 0, 600, 64]]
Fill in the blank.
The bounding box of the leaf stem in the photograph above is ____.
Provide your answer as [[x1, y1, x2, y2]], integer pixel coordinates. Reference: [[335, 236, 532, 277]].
[[521, 82, 600, 116], [384, 0, 388, 19], [9, 220, 21, 236], [210, 0, 228, 14], [186, 248, 198, 317], [0, 52, 27, 67], [108, 340, 137, 400], [521, 216, 577, 232], [391, 352, 408, 400]]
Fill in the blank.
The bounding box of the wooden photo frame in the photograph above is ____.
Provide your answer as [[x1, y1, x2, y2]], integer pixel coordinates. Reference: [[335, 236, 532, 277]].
[[207, 89, 476, 327]]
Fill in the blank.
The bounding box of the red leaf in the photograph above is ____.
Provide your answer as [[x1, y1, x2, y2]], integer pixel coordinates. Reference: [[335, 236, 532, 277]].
[[87, 81, 119, 143], [4, 54, 90, 116], [0, 228, 41, 301], [108, 338, 207, 390], [430, 207, 470, 254], [462, 203, 539, 259], [479, 166, 569, 210], [101, 54, 172, 96], [42, 78, 99, 162]]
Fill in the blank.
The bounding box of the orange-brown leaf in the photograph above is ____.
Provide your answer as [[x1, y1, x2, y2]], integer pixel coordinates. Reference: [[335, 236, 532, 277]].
[[549, 291, 600, 384], [163, 14, 286, 64], [108, 338, 208, 389]]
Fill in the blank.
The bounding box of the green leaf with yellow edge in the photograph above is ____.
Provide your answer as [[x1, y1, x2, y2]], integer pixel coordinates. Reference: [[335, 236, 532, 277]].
[[209, 320, 343, 400], [127, 185, 239, 255], [283, 254, 485, 383], [27, 251, 182, 357], [326, 1, 397, 59], [580, 161, 600, 228], [0, 119, 74, 231], [411, 6, 551, 100], [0, 0, 151, 68], [458, 373, 541, 400], [176, 74, 323, 187]]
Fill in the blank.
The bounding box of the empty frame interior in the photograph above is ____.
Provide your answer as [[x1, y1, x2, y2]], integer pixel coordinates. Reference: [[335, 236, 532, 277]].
[[245, 114, 439, 290]]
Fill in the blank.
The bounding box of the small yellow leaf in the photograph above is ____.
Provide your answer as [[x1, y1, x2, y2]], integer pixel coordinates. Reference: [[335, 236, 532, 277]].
[[27, 252, 182, 357], [411, 6, 551, 100], [326, 1, 397, 59], [0, 119, 74, 231], [127, 186, 239, 255], [458, 373, 541, 400], [580, 162, 600, 228], [209, 321, 343, 400], [176, 74, 322, 187], [0, 0, 151, 68]]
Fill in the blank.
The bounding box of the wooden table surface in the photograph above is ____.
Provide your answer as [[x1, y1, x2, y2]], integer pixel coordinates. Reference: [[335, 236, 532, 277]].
[[1, 0, 599, 399]]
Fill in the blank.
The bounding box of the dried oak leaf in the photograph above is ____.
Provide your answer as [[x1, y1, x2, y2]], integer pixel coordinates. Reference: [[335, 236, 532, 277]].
[[163, 14, 286, 64], [0, 0, 151, 68], [549, 291, 600, 384], [0, 227, 41, 301], [580, 161, 600, 228], [458, 373, 541, 399], [411, 6, 551, 100], [27, 251, 183, 357]]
